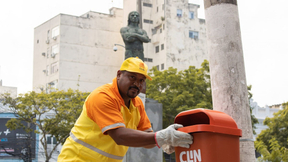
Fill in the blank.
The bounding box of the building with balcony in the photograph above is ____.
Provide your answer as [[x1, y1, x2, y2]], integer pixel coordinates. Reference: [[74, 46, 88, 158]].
[[123, 0, 208, 72]]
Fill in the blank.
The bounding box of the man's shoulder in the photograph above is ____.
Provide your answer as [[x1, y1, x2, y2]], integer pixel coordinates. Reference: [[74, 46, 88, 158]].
[[133, 96, 144, 107], [90, 83, 114, 97]]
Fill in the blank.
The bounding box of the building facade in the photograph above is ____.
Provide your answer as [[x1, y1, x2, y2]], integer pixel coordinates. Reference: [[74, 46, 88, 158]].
[[0, 81, 17, 113], [33, 8, 124, 93], [33, 1, 208, 92], [123, 0, 208, 72], [0, 81, 17, 98], [250, 99, 282, 140]]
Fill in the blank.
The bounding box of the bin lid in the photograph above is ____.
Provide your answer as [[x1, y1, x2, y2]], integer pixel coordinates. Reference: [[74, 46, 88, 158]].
[[174, 108, 242, 136]]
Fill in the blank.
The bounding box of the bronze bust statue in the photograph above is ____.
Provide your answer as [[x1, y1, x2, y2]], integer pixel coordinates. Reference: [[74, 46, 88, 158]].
[[120, 11, 150, 61]]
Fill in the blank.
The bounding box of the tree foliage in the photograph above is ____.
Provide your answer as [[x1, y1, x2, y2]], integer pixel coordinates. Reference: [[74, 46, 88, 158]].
[[248, 85, 259, 135], [146, 60, 258, 134], [255, 102, 288, 161], [255, 137, 288, 162], [1, 89, 89, 162], [146, 60, 212, 127]]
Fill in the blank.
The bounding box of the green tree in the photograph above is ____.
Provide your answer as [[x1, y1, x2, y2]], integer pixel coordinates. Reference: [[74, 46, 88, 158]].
[[146, 60, 258, 133], [146, 60, 212, 128], [255, 102, 288, 161], [255, 137, 288, 162], [248, 85, 259, 135], [1, 89, 89, 162]]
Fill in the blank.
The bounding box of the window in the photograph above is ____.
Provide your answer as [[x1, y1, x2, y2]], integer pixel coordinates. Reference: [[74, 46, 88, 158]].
[[163, 24, 165, 30], [144, 58, 153, 62], [144, 19, 153, 24], [152, 24, 162, 35], [155, 46, 159, 53], [162, 4, 165, 10], [143, 2, 152, 7], [37, 40, 39, 44], [47, 136, 51, 144], [47, 136, 57, 144], [157, 7, 158, 12], [161, 63, 164, 70], [51, 62, 58, 74], [156, 65, 159, 70], [161, 44, 164, 50], [52, 26, 59, 38], [189, 11, 194, 19], [177, 9, 182, 17], [189, 31, 199, 39]]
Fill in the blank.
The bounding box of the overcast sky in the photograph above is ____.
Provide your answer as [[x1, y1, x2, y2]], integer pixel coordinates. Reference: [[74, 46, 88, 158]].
[[0, 0, 287, 107]]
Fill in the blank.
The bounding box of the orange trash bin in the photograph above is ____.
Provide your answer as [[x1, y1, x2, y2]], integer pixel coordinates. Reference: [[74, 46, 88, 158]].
[[174, 108, 242, 162]]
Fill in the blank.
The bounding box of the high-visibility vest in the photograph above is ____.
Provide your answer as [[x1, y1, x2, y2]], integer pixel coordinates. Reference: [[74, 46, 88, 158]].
[[58, 100, 144, 162]]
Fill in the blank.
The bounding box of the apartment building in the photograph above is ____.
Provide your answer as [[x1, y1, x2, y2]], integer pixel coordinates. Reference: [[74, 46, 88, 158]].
[[251, 99, 283, 140], [124, 0, 208, 72], [33, 8, 124, 92]]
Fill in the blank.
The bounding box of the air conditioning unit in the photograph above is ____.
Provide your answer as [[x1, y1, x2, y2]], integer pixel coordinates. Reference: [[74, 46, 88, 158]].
[[43, 70, 47, 73], [52, 36, 57, 40], [42, 53, 46, 56], [51, 53, 56, 58], [48, 82, 55, 85], [46, 40, 49, 44], [194, 36, 198, 40]]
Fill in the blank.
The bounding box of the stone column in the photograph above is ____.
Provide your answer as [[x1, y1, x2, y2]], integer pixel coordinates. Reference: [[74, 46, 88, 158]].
[[203, 0, 255, 161]]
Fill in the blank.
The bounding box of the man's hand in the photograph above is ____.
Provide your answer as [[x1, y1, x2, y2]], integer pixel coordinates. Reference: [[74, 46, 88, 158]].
[[161, 144, 175, 154], [155, 124, 193, 149]]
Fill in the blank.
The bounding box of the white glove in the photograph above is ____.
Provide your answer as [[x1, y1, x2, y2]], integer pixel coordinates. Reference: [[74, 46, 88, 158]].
[[161, 144, 175, 154], [155, 124, 193, 149]]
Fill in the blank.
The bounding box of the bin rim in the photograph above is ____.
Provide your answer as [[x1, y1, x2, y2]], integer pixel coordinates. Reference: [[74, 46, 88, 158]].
[[175, 108, 240, 131], [177, 124, 242, 137]]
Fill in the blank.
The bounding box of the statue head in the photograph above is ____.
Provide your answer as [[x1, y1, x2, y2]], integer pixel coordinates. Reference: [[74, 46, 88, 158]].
[[128, 11, 140, 26]]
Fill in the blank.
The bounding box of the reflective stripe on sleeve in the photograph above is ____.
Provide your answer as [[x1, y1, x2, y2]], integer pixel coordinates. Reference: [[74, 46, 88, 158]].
[[70, 132, 124, 160], [144, 128, 153, 132], [101, 123, 126, 133]]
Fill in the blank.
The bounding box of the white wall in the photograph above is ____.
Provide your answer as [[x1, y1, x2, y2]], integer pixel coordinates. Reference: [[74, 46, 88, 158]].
[[0, 86, 17, 98], [33, 8, 124, 93], [251, 99, 282, 140]]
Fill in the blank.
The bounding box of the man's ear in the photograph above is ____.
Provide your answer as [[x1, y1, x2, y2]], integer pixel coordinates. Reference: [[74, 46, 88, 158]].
[[117, 70, 122, 80]]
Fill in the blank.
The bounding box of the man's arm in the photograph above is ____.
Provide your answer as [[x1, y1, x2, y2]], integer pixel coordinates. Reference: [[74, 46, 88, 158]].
[[107, 124, 193, 152], [107, 127, 156, 147]]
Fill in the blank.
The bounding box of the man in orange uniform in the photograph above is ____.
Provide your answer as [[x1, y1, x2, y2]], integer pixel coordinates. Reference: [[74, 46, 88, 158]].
[[58, 57, 192, 162]]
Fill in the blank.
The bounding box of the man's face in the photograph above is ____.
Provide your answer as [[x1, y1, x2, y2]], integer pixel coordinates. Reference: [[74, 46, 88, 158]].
[[117, 71, 146, 99], [129, 12, 139, 23]]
